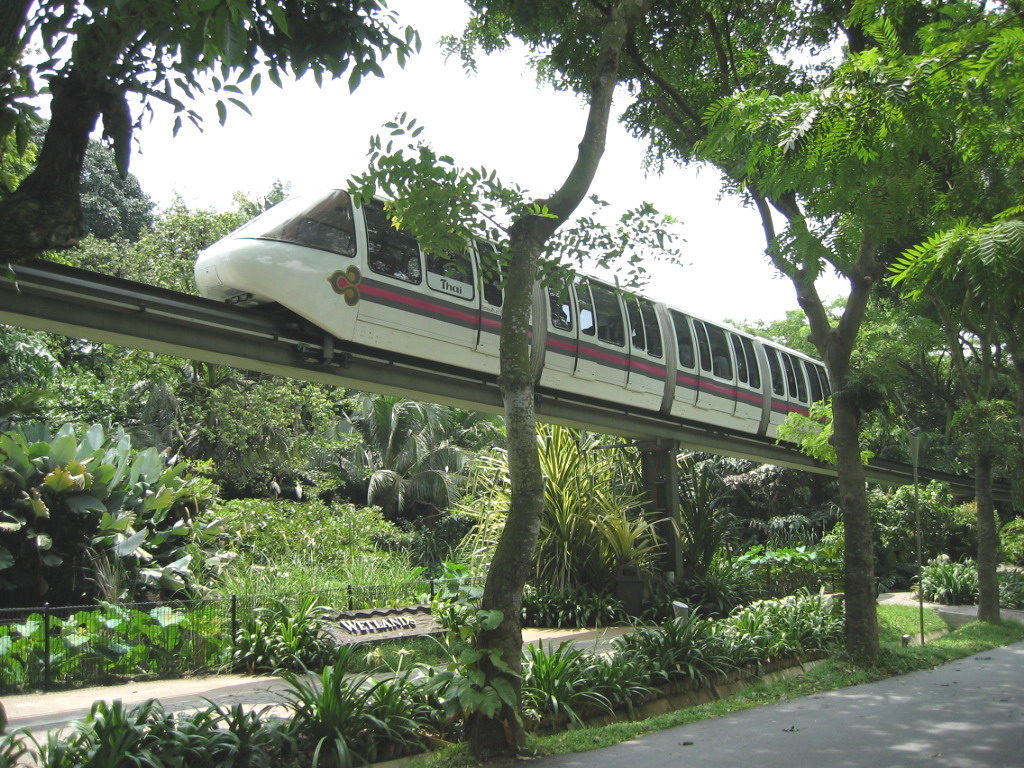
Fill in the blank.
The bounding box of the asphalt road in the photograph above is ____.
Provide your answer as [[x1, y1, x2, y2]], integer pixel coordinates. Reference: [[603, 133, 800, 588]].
[[536, 642, 1024, 768]]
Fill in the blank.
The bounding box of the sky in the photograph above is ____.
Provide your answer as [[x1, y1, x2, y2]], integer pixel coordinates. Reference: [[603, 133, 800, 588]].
[[127, 0, 847, 327]]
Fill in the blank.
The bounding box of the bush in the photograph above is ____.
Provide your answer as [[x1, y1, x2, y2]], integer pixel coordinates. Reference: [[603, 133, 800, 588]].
[[521, 587, 625, 629], [0, 423, 221, 606], [233, 595, 335, 674], [521, 643, 613, 729], [869, 482, 975, 586], [1000, 517, 1024, 566], [735, 544, 829, 598], [917, 556, 978, 605]]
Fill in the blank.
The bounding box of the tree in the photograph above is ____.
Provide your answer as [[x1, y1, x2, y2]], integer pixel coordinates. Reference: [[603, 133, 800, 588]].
[[0, 0, 417, 259], [340, 395, 473, 521], [349, 2, 661, 755], [489, 0, 895, 657]]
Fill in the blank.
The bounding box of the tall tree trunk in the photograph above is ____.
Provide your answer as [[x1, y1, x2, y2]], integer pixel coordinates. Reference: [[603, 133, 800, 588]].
[[465, 2, 650, 757], [975, 451, 1001, 623], [832, 387, 880, 655]]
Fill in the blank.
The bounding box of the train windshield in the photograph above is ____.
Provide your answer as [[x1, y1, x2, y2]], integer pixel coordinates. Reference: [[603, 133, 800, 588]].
[[233, 191, 357, 257]]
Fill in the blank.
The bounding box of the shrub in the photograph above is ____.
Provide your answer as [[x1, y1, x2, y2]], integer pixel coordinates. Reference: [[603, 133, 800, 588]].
[[1000, 517, 1024, 566], [521, 587, 625, 628], [917, 556, 978, 605], [0, 423, 221, 606], [233, 595, 335, 674], [869, 482, 974, 585], [281, 645, 430, 767], [521, 643, 613, 729], [734, 544, 828, 598], [680, 556, 758, 616], [613, 612, 734, 688]]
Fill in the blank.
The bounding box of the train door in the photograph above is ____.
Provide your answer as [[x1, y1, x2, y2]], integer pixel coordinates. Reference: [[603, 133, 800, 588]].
[[780, 350, 812, 416], [668, 310, 699, 413], [474, 241, 502, 358], [572, 279, 628, 396], [803, 359, 831, 405], [764, 345, 791, 434], [692, 319, 738, 422], [624, 296, 668, 411], [729, 332, 766, 428], [354, 200, 430, 354], [539, 279, 578, 390]]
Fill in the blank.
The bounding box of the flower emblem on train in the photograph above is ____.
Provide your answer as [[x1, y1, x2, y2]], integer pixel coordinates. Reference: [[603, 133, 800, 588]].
[[328, 266, 362, 306]]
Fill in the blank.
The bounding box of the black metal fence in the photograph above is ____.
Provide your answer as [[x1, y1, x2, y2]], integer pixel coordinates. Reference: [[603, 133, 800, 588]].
[[0, 576, 484, 695]]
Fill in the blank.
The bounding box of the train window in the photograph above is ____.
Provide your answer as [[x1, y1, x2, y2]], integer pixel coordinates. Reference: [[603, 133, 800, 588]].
[[697, 321, 733, 379], [670, 312, 696, 369], [575, 281, 595, 336], [476, 241, 502, 307], [627, 298, 646, 351], [548, 283, 573, 332], [427, 250, 474, 300], [590, 282, 625, 346], [740, 337, 761, 389], [782, 353, 808, 402], [365, 202, 422, 284], [243, 190, 357, 257], [766, 348, 785, 396], [731, 335, 748, 385], [818, 365, 831, 397], [639, 300, 663, 358], [804, 360, 823, 402]]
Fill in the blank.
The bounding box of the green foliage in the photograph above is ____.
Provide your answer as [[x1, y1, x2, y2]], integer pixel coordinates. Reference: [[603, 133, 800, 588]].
[[1, 698, 293, 767], [521, 643, 613, 730], [0, 602, 231, 694], [917, 555, 978, 605], [0, 423, 222, 606], [339, 396, 484, 521], [461, 426, 660, 594], [520, 588, 625, 629], [735, 545, 828, 597], [675, 457, 737, 581], [233, 596, 335, 674], [951, 400, 1019, 463], [777, 400, 874, 466], [76, 132, 154, 241], [214, 499, 420, 598], [1000, 518, 1024, 566], [869, 481, 975, 583]]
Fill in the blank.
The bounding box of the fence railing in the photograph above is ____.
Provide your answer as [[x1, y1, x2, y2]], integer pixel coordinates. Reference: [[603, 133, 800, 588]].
[[0, 576, 484, 695]]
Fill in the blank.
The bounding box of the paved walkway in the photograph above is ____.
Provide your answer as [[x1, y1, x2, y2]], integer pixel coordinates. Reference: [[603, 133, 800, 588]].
[[2, 625, 631, 733], [535, 640, 1024, 768], [878, 592, 1024, 626]]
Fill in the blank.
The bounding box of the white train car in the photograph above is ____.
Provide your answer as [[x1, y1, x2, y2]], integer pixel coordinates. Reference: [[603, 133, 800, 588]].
[[195, 190, 829, 437]]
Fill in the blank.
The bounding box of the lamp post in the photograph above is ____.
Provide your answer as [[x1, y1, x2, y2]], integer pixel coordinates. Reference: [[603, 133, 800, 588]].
[[909, 427, 925, 646]]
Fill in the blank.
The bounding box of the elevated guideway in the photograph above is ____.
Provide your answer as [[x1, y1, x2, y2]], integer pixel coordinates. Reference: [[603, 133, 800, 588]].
[[0, 259, 1006, 500]]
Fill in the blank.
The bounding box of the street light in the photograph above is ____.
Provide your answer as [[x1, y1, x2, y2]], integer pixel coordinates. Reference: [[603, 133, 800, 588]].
[[909, 427, 925, 646]]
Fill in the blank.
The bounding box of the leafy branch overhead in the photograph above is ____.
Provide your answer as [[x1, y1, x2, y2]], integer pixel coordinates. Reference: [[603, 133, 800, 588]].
[[347, 113, 681, 290], [0, 0, 420, 259]]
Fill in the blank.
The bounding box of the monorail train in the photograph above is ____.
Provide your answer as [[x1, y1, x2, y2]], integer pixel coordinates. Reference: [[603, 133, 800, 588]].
[[195, 189, 829, 438]]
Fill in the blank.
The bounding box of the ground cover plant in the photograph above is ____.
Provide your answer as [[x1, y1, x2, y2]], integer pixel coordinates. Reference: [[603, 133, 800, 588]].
[[917, 556, 1024, 609]]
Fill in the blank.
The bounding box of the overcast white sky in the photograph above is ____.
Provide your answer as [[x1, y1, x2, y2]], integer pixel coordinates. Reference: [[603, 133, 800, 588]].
[[127, 0, 845, 326]]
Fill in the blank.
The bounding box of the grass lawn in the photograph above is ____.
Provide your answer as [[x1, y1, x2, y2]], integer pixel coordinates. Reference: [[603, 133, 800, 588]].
[[413, 605, 1024, 767]]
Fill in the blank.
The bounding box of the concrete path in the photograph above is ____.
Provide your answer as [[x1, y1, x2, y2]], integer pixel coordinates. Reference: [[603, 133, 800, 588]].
[[535, 641, 1024, 768], [878, 592, 1024, 627], [2, 625, 631, 733]]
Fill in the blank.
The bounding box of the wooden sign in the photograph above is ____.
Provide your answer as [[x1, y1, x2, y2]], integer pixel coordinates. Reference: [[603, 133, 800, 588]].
[[326, 604, 443, 645]]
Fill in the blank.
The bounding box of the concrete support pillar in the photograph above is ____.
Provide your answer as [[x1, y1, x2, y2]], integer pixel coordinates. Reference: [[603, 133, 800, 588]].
[[639, 439, 683, 579]]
